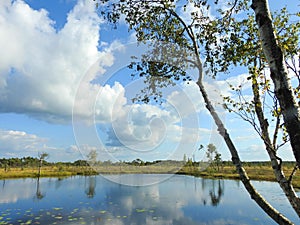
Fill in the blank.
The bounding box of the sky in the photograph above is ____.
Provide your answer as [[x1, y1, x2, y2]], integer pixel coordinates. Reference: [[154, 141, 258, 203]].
[[0, 0, 298, 162]]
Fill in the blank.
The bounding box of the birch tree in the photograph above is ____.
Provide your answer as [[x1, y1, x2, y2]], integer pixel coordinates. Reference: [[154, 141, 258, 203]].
[[212, 0, 300, 216], [251, 0, 300, 216], [251, 0, 300, 167], [95, 0, 299, 224], [37, 152, 49, 178]]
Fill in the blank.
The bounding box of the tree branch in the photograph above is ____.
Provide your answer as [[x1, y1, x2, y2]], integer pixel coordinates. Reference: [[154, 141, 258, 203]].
[[288, 164, 299, 185]]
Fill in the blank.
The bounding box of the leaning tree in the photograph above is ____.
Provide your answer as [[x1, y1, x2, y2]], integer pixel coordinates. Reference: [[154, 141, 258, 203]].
[[95, 0, 300, 224]]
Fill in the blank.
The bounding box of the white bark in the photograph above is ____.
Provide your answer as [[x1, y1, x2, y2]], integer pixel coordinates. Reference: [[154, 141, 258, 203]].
[[252, 75, 300, 216], [251, 0, 300, 166], [196, 77, 293, 225]]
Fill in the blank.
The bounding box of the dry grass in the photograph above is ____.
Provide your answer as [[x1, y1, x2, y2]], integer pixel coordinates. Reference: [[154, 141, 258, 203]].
[[178, 164, 300, 188], [1, 163, 300, 188]]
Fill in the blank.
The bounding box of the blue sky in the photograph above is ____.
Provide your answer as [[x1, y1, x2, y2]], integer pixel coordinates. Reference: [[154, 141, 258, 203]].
[[0, 0, 298, 162]]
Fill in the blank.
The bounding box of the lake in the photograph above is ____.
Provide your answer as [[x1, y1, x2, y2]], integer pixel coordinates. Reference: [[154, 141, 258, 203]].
[[0, 174, 298, 225]]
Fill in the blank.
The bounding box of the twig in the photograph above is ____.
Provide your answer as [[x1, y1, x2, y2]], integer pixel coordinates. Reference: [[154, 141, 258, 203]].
[[288, 164, 299, 184]]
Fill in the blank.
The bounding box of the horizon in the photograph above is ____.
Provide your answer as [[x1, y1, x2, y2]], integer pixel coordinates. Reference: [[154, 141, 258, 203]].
[[0, 155, 296, 164]]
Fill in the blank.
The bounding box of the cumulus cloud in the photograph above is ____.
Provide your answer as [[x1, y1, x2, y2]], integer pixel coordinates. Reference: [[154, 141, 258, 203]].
[[0, 129, 47, 157], [0, 129, 83, 161], [0, 0, 122, 123], [74, 81, 127, 124], [107, 104, 171, 150], [103, 83, 204, 150], [0, 0, 237, 161], [166, 83, 201, 118], [100, 90, 208, 161]]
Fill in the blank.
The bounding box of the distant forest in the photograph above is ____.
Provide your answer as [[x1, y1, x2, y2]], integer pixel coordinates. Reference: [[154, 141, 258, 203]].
[[0, 156, 295, 169]]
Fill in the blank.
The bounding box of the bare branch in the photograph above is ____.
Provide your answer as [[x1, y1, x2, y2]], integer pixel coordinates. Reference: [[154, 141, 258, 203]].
[[288, 164, 299, 185]]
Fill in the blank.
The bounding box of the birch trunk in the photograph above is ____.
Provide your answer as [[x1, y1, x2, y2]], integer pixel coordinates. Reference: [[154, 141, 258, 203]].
[[252, 74, 300, 216], [196, 78, 293, 225], [188, 6, 293, 221], [251, 0, 300, 166]]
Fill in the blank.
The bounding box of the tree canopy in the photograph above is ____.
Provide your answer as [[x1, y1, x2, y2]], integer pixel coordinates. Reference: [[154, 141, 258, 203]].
[[95, 0, 300, 224]]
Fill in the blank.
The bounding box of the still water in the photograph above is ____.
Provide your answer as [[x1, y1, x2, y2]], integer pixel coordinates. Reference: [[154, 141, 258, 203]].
[[0, 174, 299, 225]]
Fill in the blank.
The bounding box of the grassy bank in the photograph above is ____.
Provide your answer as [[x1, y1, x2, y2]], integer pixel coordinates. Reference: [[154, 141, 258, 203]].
[[0, 164, 181, 179], [0, 163, 299, 188], [177, 163, 300, 188], [0, 166, 98, 179]]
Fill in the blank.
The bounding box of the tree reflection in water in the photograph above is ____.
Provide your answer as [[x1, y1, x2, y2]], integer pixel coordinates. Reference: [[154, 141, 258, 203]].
[[209, 180, 224, 206], [0, 175, 296, 225], [2, 179, 5, 190], [85, 176, 96, 198], [34, 177, 45, 200], [200, 178, 224, 206]]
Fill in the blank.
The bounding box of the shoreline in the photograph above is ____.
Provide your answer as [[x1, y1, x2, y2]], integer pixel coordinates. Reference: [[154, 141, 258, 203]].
[[1, 165, 299, 188]]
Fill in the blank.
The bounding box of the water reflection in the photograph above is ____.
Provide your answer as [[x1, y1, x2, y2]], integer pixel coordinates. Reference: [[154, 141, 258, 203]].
[[185, 177, 225, 206], [0, 175, 298, 225], [55, 177, 64, 190], [85, 176, 96, 198], [35, 177, 45, 200], [2, 179, 5, 190], [209, 180, 224, 206], [0, 179, 34, 203]]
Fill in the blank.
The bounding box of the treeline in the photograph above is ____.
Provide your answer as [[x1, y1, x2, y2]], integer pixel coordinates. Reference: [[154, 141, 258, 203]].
[[0, 157, 92, 169], [0, 157, 204, 168], [0, 157, 52, 168], [1, 156, 295, 169]]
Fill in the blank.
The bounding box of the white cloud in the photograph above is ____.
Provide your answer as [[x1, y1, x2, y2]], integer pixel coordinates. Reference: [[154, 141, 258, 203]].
[[99, 86, 209, 161], [0, 129, 47, 157], [0, 0, 123, 123], [107, 104, 170, 150], [0, 129, 83, 161], [0, 0, 276, 162], [0, 0, 223, 161], [166, 81, 204, 117], [241, 144, 269, 161], [211, 73, 252, 102], [74, 81, 127, 124]]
